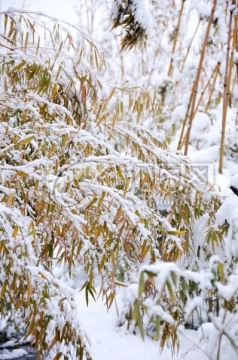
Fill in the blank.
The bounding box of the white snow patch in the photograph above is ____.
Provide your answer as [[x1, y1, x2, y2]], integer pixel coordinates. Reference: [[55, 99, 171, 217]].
[[0, 349, 28, 359]]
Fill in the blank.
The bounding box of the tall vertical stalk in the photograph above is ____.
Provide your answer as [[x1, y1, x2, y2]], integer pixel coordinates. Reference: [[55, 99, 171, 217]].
[[177, 84, 194, 151], [219, 1, 236, 174], [234, 9, 238, 125], [184, 0, 217, 156], [167, 0, 186, 77]]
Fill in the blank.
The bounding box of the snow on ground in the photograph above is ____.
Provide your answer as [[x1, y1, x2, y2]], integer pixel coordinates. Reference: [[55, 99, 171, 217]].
[[0, 349, 28, 360], [76, 290, 212, 360]]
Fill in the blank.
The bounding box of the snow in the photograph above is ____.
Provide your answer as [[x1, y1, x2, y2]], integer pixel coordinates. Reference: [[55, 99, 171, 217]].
[[216, 195, 238, 225], [229, 174, 238, 188], [192, 112, 211, 133], [1, 1, 238, 359], [132, 0, 153, 34], [196, 2, 212, 19], [76, 289, 214, 360], [112, 0, 153, 35], [78, 294, 194, 360], [0, 349, 27, 360]]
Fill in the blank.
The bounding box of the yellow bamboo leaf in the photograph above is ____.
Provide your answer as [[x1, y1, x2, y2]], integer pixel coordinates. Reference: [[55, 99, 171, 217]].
[[15, 297, 25, 310], [51, 83, 58, 98], [19, 135, 34, 145], [48, 335, 58, 352], [0, 280, 7, 299], [123, 178, 131, 196], [116, 165, 125, 182], [27, 274, 32, 304], [60, 134, 68, 147], [47, 143, 56, 157], [12, 226, 19, 239], [13, 60, 26, 72], [24, 32, 29, 50], [24, 318, 35, 340], [17, 170, 29, 178], [140, 241, 150, 259], [6, 193, 14, 207], [4, 14, 8, 32], [113, 206, 123, 224], [34, 180, 39, 191], [108, 87, 116, 100], [52, 352, 63, 360], [218, 262, 225, 283], [167, 230, 185, 236]]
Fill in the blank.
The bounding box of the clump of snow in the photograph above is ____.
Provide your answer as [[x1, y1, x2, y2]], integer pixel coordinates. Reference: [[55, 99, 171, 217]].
[[189, 145, 219, 163], [196, 2, 212, 18], [216, 195, 238, 225], [229, 174, 238, 188], [0, 349, 28, 359], [132, 0, 154, 34], [112, 0, 154, 35], [192, 112, 211, 133], [172, 105, 186, 123]]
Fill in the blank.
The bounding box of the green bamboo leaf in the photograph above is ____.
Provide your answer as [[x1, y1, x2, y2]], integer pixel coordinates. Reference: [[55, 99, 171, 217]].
[[133, 299, 144, 340], [167, 230, 185, 235], [13, 60, 26, 72], [138, 271, 145, 298]]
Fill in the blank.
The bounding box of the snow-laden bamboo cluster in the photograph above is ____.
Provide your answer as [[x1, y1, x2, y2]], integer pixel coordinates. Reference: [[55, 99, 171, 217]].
[[1, 0, 238, 358], [0, 9, 223, 359]]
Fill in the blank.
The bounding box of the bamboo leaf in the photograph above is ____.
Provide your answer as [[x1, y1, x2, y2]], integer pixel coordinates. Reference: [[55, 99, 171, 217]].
[[138, 271, 145, 298], [19, 135, 34, 145], [13, 60, 26, 72]]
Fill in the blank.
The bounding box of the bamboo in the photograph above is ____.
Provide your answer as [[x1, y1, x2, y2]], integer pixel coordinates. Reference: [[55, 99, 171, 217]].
[[180, 20, 201, 73], [235, 10, 238, 125], [184, 0, 217, 156], [168, 0, 186, 77], [177, 83, 194, 151], [205, 62, 220, 112], [219, 1, 236, 174], [194, 63, 220, 114]]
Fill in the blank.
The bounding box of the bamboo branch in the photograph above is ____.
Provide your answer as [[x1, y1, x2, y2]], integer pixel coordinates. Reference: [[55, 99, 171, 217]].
[[177, 83, 194, 151], [180, 19, 201, 73], [205, 62, 220, 112], [194, 62, 220, 114]]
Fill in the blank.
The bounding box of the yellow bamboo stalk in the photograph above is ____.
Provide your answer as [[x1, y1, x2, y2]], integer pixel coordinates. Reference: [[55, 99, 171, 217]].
[[168, 0, 186, 77], [234, 9, 238, 125], [184, 0, 217, 156], [230, 9, 238, 105], [177, 83, 194, 151], [219, 1, 236, 174]]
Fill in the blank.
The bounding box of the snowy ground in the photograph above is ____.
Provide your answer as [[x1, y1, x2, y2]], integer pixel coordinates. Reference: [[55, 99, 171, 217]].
[[0, 288, 237, 360], [76, 290, 215, 360]]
